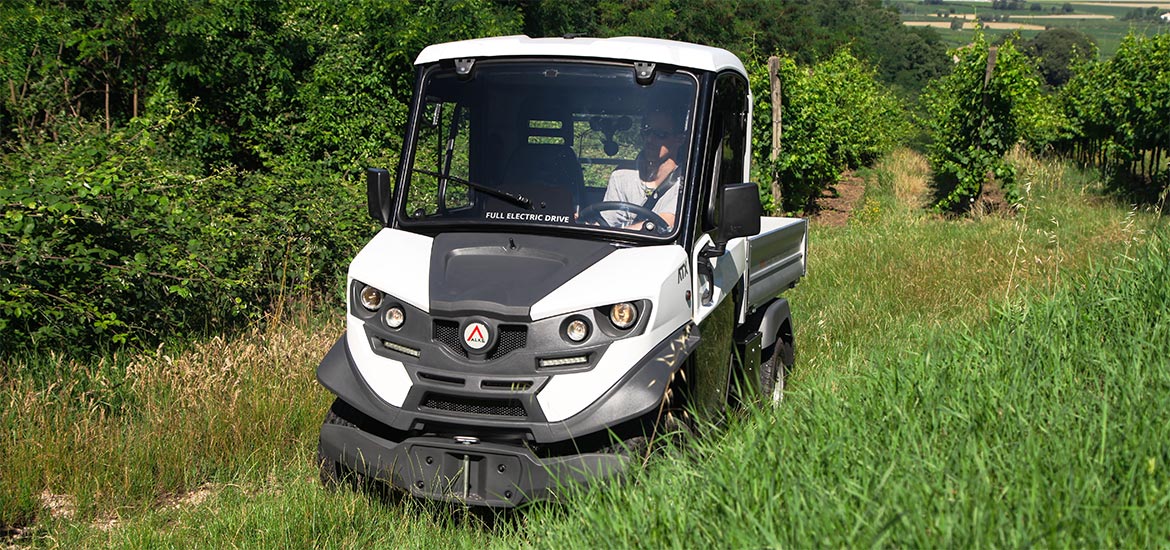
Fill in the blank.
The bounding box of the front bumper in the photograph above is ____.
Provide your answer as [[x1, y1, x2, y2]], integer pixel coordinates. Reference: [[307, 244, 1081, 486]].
[[320, 424, 628, 507], [316, 322, 700, 506]]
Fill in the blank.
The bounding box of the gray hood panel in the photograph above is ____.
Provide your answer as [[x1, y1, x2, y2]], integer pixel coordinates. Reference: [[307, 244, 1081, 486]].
[[428, 233, 617, 319]]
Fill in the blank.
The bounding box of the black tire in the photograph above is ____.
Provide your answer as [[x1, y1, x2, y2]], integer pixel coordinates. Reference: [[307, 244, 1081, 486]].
[[759, 337, 794, 403], [317, 399, 358, 490]]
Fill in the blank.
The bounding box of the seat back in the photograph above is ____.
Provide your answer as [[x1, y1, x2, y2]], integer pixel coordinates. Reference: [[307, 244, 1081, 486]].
[[492, 143, 583, 216]]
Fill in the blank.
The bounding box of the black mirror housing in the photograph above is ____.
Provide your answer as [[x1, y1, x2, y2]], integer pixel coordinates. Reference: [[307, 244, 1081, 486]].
[[717, 182, 762, 243], [366, 168, 392, 226]]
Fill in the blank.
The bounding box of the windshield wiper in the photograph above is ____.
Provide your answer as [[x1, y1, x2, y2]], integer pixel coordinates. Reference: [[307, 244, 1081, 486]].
[[412, 168, 533, 210]]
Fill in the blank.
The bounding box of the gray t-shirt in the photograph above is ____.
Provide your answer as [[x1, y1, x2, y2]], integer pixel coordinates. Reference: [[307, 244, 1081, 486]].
[[600, 169, 681, 228]]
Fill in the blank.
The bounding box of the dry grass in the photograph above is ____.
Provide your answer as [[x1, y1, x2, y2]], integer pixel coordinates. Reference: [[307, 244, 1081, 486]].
[[875, 147, 931, 211], [1, 300, 342, 528]]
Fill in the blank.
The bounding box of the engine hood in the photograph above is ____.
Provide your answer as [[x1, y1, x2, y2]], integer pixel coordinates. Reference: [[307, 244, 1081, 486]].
[[427, 233, 616, 319], [348, 229, 690, 323]]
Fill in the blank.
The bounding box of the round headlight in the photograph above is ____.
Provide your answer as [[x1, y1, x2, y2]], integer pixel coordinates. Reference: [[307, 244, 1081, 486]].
[[384, 306, 405, 329], [609, 302, 637, 329], [359, 285, 383, 311], [566, 319, 589, 342]]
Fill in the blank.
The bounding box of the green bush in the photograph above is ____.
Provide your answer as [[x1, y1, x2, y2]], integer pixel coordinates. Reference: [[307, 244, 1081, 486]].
[[1057, 32, 1170, 197], [0, 110, 366, 354], [750, 49, 908, 213], [0, 0, 525, 356], [922, 32, 1042, 210]]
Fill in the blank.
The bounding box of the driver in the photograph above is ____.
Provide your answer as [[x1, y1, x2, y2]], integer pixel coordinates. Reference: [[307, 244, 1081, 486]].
[[598, 110, 686, 230]]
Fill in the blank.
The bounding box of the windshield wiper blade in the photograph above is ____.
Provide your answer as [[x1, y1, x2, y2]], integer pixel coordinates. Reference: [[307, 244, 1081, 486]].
[[412, 169, 532, 210]]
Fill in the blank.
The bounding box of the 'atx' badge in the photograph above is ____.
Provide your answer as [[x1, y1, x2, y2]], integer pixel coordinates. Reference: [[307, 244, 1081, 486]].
[[463, 322, 490, 350]]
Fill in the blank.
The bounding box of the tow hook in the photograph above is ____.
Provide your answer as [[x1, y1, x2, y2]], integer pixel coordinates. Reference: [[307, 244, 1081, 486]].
[[454, 436, 479, 498]]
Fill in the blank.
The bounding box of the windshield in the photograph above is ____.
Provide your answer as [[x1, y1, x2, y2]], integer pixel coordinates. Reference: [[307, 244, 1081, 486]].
[[400, 61, 697, 238]]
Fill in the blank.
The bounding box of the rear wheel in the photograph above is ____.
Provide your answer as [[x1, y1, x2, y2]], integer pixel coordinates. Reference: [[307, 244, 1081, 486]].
[[759, 337, 794, 403]]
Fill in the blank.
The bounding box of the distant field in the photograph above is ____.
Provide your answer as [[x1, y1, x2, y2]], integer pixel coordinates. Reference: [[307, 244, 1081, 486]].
[[894, 0, 1170, 56], [1077, 2, 1170, 7], [905, 20, 1048, 29], [923, 12, 1118, 19]]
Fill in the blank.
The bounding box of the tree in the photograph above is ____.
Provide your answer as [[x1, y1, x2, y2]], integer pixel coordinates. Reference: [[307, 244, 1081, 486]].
[[1022, 27, 1097, 88], [511, 0, 949, 96]]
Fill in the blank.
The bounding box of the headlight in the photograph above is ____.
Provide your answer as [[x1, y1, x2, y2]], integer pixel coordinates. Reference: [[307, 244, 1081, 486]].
[[609, 302, 638, 329], [384, 306, 405, 329], [359, 285, 383, 311], [566, 319, 590, 342]]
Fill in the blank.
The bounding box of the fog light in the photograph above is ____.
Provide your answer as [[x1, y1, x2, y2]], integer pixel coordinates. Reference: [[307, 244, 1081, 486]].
[[359, 285, 383, 311], [384, 306, 405, 328], [382, 339, 420, 357], [566, 319, 589, 342], [539, 356, 589, 368], [610, 302, 637, 329]]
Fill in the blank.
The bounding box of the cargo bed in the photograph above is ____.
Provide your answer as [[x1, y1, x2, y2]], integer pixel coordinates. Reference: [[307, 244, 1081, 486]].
[[745, 217, 807, 310]]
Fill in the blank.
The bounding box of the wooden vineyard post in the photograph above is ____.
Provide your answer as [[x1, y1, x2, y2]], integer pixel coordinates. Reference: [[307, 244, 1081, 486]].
[[768, 56, 783, 214]]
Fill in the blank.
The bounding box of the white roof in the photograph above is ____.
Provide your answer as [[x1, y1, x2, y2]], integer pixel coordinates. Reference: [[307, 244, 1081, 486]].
[[415, 35, 746, 76]]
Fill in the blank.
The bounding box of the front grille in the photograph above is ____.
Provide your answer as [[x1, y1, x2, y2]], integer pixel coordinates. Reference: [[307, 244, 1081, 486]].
[[487, 325, 527, 360], [433, 320, 467, 357], [432, 320, 527, 360], [420, 393, 527, 418]]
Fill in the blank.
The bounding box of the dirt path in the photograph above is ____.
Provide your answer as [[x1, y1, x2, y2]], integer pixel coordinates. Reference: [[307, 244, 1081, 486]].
[[810, 172, 867, 227]]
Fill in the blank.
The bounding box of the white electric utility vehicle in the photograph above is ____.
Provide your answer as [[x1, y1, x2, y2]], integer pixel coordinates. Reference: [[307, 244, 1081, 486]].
[[316, 35, 807, 507]]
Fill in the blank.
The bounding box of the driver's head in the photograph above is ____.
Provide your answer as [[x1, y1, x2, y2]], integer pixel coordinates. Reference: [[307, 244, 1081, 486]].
[[640, 110, 686, 164]]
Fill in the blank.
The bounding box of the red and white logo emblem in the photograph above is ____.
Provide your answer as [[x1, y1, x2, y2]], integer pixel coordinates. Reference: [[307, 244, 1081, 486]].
[[463, 322, 490, 350]]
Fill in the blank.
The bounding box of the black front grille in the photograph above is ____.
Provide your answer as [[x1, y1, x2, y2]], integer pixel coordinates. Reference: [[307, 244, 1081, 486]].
[[420, 394, 527, 418], [433, 320, 467, 357], [432, 320, 527, 360], [487, 325, 527, 360]]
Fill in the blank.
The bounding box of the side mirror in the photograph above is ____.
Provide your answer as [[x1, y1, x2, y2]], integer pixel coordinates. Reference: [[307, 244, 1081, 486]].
[[366, 168, 393, 226], [704, 182, 762, 257], [719, 182, 762, 241]]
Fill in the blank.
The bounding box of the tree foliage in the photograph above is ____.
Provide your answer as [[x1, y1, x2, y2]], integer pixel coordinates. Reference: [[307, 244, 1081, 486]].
[[750, 50, 909, 212], [515, 0, 950, 96], [922, 33, 1043, 210], [0, 0, 945, 355], [1021, 27, 1097, 88], [0, 0, 520, 355], [1055, 32, 1170, 198]]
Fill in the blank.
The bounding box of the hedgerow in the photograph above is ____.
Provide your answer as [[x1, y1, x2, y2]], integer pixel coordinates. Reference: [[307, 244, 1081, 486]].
[[0, 110, 366, 353], [921, 32, 1043, 211], [750, 49, 909, 213], [1056, 32, 1170, 199]]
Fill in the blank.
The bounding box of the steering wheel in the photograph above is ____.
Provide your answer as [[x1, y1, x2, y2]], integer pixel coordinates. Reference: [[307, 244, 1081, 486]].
[[578, 201, 670, 234]]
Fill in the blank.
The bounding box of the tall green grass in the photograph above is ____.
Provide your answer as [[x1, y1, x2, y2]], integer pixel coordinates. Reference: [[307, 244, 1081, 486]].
[[3, 150, 1166, 547], [523, 226, 1169, 547]]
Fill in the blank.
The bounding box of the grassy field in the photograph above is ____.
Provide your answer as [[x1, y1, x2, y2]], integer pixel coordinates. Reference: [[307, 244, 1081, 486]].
[[2, 148, 1167, 547], [894, 0, 1170, 56]]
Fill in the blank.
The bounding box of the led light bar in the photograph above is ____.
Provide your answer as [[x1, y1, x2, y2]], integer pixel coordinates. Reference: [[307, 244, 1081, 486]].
[[538, 356, 589, 368], [382, 339, 421, 357]]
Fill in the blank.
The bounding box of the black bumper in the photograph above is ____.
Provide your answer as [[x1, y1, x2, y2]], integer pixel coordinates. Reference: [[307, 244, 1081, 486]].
[[316, 322, 700, 506], [320, 424, 628, 507]]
